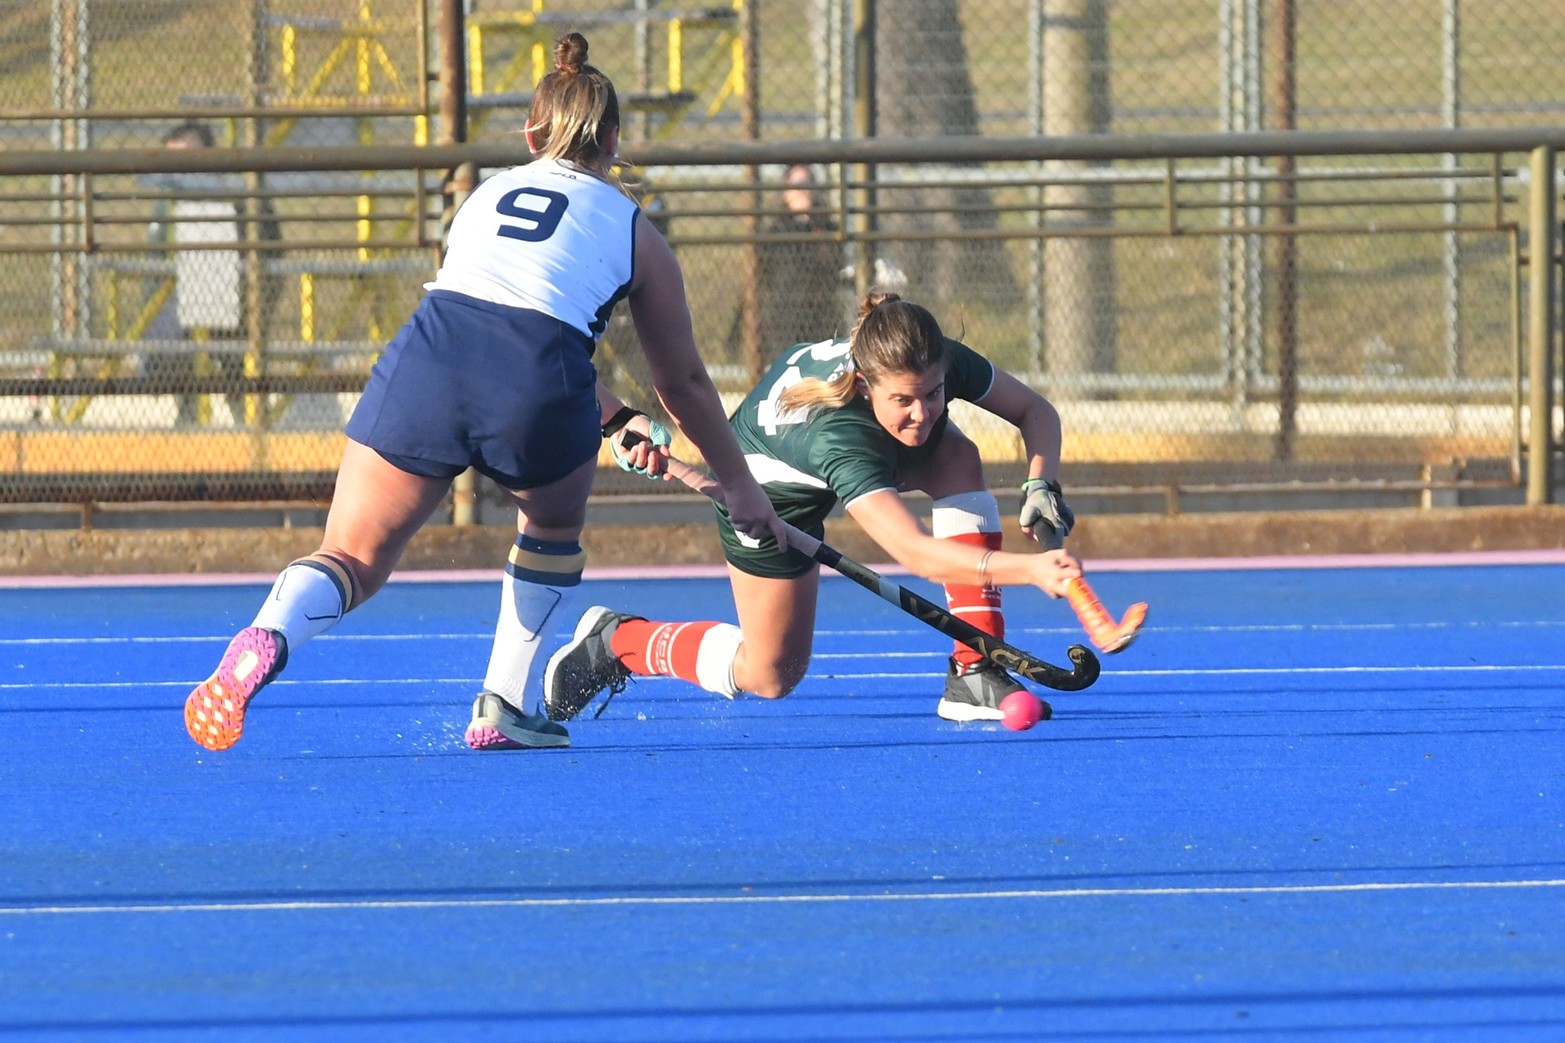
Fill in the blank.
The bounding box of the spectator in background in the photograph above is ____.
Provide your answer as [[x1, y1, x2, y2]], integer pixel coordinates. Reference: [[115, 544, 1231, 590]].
[[144, 121, 276, 426], [757, 163, 845, 351]]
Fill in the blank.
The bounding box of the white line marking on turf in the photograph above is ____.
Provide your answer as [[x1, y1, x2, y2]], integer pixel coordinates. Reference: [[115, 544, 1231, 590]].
[[4, 619, 1563, 650], [1106, 620, 1565, 633], [0, 633, 490, 646], [4, 877, 1563, 917], [1112, 664, 1565, 677], [6, 662, 1565, 692], [0, 678, 486, 691]]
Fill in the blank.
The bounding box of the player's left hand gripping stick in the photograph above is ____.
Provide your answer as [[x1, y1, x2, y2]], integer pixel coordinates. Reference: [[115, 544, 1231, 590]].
[[1064, 577, 1147, 654]]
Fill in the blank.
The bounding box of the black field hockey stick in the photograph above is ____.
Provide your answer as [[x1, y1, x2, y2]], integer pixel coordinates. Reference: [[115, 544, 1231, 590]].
[[628, 439, 1101, 692], [786, 524, 1100, 691]]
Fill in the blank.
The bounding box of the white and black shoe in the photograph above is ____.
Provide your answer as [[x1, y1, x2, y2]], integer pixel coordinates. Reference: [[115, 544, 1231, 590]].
[[937, 657, 1052, 723], [543, 606, 640, 721]]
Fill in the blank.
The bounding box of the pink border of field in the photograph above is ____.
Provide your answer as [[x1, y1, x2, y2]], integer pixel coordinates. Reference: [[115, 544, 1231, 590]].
[[3, 547, 1562, 589]]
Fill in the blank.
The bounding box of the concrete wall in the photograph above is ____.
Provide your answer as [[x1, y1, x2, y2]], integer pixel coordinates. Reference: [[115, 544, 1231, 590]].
[[5, 504, 1563, 577]]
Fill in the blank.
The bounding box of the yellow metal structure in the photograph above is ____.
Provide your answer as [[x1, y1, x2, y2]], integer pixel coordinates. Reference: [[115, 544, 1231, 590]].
[[43, 1, 746, 429], [271, 0, 422, 146], [265, 0, 427, 396], [465, 1, 743, 141]]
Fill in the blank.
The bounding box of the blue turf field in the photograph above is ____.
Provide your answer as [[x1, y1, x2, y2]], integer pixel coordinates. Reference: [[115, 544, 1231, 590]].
[[2, 557, 1564, 1040]]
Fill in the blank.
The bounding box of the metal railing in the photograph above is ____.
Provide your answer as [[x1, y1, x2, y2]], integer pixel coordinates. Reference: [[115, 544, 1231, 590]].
[[0, 126, 1560, 519]]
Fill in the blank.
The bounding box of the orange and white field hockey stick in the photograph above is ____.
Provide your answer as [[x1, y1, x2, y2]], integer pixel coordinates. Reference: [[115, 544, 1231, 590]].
[[1022, 489, 1148, 654], [1063, 577, 1148, 655]]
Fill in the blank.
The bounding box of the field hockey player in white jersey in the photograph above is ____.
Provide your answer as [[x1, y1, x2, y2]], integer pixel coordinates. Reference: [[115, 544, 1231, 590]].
[[183, 32, 786, 753], [543, 292, 1085, 726]]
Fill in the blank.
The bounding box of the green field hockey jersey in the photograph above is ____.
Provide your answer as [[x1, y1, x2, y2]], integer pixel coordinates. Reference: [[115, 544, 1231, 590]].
[[727, 336, 996, 537]]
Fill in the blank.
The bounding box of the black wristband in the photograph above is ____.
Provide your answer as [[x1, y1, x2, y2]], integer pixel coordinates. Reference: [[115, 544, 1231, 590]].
[[601, 405, 643, 439]]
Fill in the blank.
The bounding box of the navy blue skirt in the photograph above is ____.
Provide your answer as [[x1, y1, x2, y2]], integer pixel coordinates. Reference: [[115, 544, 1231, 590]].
[[346, 290, 601, 490]]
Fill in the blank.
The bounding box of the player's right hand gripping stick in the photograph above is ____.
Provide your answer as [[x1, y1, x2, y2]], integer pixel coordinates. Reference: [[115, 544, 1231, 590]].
[[1064, 577, 1147, 655]]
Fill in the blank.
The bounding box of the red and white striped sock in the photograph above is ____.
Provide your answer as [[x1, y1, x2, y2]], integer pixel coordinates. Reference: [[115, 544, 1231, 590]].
[[931, 491, 1006, 673], [611, 618, 745, 697], [942, 530, 1004, 671]]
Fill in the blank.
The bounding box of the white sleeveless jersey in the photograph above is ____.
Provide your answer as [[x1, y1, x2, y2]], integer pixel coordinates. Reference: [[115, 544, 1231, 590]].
[[427, 158, 639, 339]]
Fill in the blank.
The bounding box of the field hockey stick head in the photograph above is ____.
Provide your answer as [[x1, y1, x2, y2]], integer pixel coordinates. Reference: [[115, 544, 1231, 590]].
[[1064, 577, 1148, 655]]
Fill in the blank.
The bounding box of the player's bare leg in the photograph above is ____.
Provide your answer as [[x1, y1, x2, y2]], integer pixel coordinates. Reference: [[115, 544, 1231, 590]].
[[544, 562, 820, 720], [726, 564, 820, 699], [186, 440, 452, 751]]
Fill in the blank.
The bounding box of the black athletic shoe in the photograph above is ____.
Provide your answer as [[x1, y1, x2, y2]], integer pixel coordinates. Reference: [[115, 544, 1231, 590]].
[[937, 656, 1053, 723], [543, 606, 641, 721]]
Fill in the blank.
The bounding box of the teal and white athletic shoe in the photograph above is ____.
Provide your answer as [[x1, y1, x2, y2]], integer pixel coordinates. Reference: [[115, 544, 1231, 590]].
[[464, 692, 571, 750]]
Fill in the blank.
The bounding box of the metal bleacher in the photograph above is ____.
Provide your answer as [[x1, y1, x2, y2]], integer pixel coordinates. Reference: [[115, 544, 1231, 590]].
[[13, 0, 748, 517]]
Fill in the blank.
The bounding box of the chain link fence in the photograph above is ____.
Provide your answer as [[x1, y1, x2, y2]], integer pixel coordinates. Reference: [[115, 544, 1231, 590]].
[[2, 0, 1562, 524]]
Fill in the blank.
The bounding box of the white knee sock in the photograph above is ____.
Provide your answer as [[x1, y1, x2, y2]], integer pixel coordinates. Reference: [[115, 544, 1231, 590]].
[[930, 490, 1002, 538], [694, 622, 745, 698], [251, 557, 353, 648], [482, 535, 586, 705]]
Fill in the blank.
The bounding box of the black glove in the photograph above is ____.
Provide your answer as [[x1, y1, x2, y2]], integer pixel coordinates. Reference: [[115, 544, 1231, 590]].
[[1018, 477, 1074, 549]]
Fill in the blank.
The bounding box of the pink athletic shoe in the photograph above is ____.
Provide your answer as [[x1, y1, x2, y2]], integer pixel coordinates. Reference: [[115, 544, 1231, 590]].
[[184, 626, 287, 751]]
